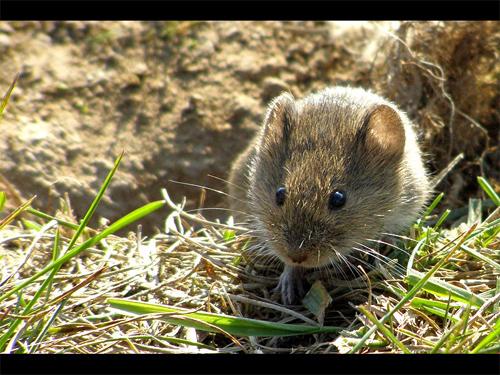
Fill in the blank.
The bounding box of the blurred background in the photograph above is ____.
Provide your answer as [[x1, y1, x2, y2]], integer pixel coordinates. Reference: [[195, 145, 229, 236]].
[[0, 21, 497, 233]]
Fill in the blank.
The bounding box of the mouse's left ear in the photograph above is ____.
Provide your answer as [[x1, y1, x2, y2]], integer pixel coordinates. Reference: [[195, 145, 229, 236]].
[[261, 92, 297, 145], [364, 104, 406, 161]]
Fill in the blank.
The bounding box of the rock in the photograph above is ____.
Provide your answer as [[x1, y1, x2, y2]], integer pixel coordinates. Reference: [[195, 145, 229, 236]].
[[0, 34, 11, 49], [17, 120, 51, 145], [196, 40, 215, 58], [222, 27, 242, 41], [132, 62, 148, 77], [181, 94, 205, 118], [0, 22, 14, 34], [228, 94, 260, 126], [235, 54, 287, 81], [261, 77, 289, 102]]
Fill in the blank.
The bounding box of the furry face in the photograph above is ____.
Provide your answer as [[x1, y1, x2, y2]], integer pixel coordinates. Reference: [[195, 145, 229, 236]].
[[248, 101, 405, 268]]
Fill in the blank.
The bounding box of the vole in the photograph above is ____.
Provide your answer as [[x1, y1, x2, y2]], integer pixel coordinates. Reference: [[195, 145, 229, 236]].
[[228, 87, 430, 305]]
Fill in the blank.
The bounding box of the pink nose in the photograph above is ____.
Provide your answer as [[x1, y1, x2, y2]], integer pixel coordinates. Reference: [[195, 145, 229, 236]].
[[289, 252, 307, 264]]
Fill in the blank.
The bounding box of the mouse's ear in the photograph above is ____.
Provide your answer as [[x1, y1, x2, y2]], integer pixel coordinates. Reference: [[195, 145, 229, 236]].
[[261, 92, 297, 144], [364, 104, 406, 161]]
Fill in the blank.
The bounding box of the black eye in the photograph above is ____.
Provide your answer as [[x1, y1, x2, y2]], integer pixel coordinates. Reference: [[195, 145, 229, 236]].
[[276, 187, 286, 206], [329, 190, 346, 210]]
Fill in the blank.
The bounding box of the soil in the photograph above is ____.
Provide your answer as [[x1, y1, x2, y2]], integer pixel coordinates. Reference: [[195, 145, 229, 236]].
[[0, 21, 497, 232]]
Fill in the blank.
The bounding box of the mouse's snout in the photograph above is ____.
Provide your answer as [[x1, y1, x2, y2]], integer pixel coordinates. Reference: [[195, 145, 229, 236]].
[[283, 230, 318, 265], [287, 250, 308, 264], [282, 217, 320, 265], [278, 214, 335, 267]]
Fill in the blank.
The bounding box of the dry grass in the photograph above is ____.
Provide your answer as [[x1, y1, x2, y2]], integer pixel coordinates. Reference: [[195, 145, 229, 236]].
[[371, 21, 499, 207], [0, 183, 498, 353]]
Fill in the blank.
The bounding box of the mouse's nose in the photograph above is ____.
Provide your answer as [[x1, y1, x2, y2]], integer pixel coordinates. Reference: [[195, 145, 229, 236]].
[[288, 252, 308, 264]]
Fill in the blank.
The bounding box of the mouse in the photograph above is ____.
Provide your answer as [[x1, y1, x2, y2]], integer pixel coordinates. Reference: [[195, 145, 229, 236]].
[[228, 86, 431, 305]]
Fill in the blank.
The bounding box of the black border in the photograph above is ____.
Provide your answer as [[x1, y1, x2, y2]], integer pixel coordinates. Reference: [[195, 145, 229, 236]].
[[0, 1, 499, 21], [1, 354, 500, 375], [0, 1, 499, 374]]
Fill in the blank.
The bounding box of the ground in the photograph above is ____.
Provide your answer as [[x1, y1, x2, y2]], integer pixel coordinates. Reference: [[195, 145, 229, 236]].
[[4, 21, 497, 233], [0, 21, 375, 232]]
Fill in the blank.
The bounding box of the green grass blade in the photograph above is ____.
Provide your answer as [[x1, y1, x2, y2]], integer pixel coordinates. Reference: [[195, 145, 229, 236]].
[[0, 73, 19, 116], [0, 192, 6, 212], [223, 229, 235, 242], [477, 177, 500, 206], [475, 343, 500, 354], [406, 238, 426, 276], [28, 299, 68, 353], [0, 301, 23, 351], [0, 196, 36, 230], [434, 209, 450, 230], [407, 270, 485, 308], [108, 298, 343, 337], [0, 200, 166, 303], [416, 192, 444, 228], [65, 151, 123, 252], [26, 208, 80, 230], [430, 304, 472, 353], [410, 297, 459, 322], [470, 318, 500, 354], [21, 219, 42, 231], [481, 222, 500, 248], [0, 225, 62, 351], [419, 305, 457, 323], [349, 224, 476, 353], [460, 245, 500, 272], [358, 306, 410, 353], [469, 218, 499, 239], [424, 192, 445, 217]]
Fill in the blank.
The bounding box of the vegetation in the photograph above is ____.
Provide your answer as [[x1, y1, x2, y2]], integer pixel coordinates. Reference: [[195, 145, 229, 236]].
[[1, 47, 498, 353]]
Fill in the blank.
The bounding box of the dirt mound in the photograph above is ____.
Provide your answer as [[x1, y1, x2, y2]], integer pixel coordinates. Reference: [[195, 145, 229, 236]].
[[371, 21, 499, 205], [0, 21, 497, 232]]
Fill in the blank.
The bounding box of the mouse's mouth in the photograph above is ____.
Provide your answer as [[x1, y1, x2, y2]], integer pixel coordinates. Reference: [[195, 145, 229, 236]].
[[271, 240, 353, 269], [277, 247, 332, 269]]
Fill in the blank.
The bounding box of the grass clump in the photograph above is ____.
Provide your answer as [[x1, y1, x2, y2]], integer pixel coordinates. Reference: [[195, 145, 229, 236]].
[[0, 171, 497, 353]]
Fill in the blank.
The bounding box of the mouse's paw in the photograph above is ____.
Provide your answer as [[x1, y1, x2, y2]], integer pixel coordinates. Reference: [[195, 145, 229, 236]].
[[274, 266, 306, 305]]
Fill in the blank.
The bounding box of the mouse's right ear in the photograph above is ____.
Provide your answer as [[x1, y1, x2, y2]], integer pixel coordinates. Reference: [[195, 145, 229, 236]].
[[364, 104, 406, 163], [261, 92, 297, 147]]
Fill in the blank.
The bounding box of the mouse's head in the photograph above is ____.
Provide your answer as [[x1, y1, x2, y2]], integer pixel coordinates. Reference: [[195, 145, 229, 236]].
[[247, 88, 410, 269]]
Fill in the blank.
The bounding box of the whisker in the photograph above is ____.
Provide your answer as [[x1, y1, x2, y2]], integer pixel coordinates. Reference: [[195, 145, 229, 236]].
[[187, 207, 243, 213], [352, 242, 406, 270], [381, 232, 419, 242], [186, 207, 259, 223], [338, 252, 365, 282], [365, 238, 411, 256], [350, 246, 405, 276], [169, 179, 249, 205], [207, 174, 248, 193], [329, 249, 350, 282]]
